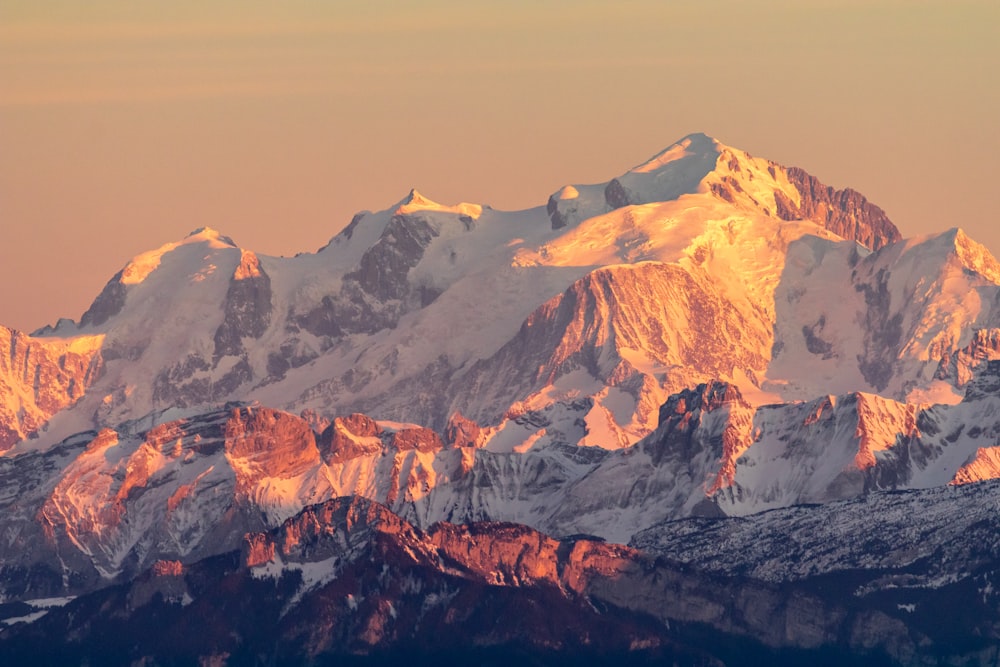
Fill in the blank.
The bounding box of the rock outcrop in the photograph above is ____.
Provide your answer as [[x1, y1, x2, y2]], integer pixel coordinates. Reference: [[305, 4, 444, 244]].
[[775, 166, 901, 250], [79, 269, 128, 328], [0, 326, 103, 452], [213, 250, 272, 360]]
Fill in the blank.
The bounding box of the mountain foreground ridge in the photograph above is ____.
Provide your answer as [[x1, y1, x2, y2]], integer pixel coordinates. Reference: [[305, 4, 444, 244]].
[[3, 132, 1000, 664]]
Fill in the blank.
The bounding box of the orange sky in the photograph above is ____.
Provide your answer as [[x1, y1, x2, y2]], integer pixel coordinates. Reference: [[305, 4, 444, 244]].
[[1, 1, 998, 332]]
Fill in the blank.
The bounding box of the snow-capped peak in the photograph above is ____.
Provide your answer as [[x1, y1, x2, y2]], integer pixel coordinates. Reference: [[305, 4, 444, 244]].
[[117, 228, 238, 287], [399, 188, 435, 209], [951, 228, 1000, 284], [545, 132, 899, 252], [184, 227, 238, 247], [628, 131, 720, 175], [394, 188, 483, 218], [543, 131, 776, 233], [866, 227, 1000, 286]]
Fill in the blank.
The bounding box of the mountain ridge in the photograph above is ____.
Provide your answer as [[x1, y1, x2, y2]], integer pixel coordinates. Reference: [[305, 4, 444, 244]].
[[6, 489, 1000, 665], [4, 133, 996, 461], [4, 132, 1000, 663]]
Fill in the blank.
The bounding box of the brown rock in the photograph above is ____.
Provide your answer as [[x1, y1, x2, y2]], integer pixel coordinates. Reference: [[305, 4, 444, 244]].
[[0, 326, 103, 452], [775, 166, 901, 251], [390, 427, 443, 453], [317, 413, 383, 464]]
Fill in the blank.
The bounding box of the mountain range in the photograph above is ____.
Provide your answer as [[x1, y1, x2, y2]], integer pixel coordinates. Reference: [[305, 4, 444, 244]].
[[3, 133, 1000, 665]]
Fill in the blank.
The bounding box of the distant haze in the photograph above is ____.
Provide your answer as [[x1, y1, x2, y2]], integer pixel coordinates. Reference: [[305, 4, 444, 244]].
[[1, 0, 997, 332]]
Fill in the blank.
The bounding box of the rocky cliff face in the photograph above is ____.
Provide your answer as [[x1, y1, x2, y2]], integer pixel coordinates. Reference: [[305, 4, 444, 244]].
[[775, 166, 901, 251], [935, 328, 1000, 387], [448, 261, 771, 447], [0, 326, 103, 452], [290, 199, 457, 340], [78, 270, 127, 328], [213, 250, 272, 360]]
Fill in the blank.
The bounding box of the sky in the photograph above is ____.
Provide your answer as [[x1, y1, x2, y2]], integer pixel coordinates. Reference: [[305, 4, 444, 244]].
[[1, 1, 998, 332]]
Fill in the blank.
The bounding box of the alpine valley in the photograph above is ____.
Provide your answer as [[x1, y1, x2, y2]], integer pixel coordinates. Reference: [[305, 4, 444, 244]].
[[3, 133, 1000, 665]]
